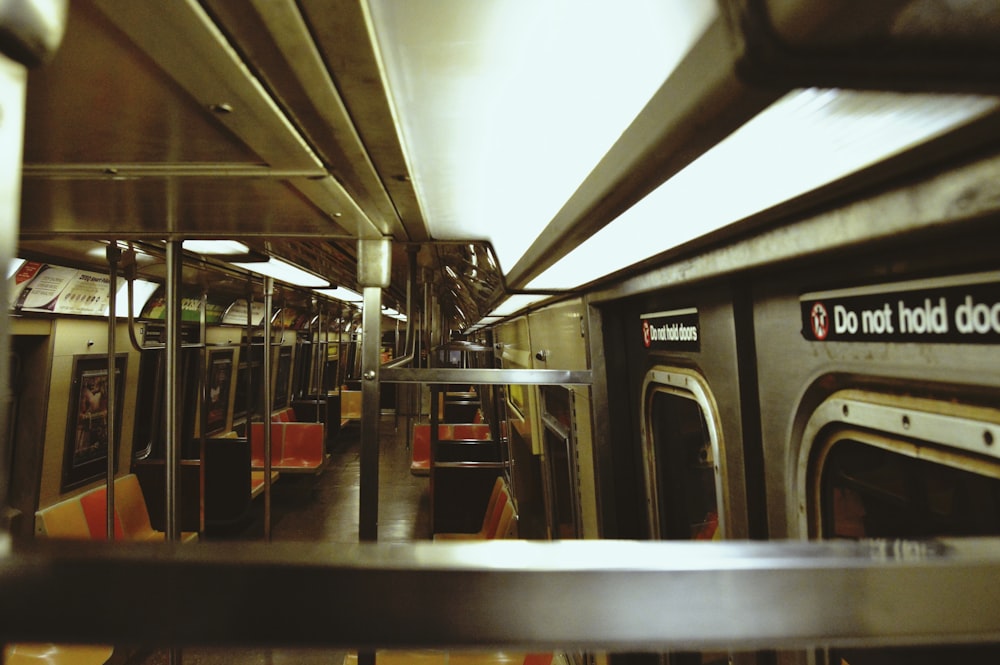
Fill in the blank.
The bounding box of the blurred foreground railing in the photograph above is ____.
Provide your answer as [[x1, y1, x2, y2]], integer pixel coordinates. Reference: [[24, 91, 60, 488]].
[[0, 537, 998, 651]]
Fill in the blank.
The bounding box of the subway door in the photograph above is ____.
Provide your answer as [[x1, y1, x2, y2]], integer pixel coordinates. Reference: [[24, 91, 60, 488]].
[[6, 322, 54, 538], [753, 236, 1000, 664], [617, 283, 751, 543], [606, 283, 754, 665], [527, 299, 596, 539]]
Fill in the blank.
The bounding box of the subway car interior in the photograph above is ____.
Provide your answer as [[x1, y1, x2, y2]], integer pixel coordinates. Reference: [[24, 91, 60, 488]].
[[4, 2, 1000, 665]]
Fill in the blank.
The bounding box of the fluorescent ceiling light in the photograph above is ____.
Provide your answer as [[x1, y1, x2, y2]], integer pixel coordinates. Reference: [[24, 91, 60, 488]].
[[526, 89, 1000, 291], [184, 240, 251, 255], [232, 257, 329, 288], [316, 286, 364, 303], [7, 258, 25, 279], [382, 307, 408, 322], [488, 294, 548, 318], [367, 0, 717, 274]]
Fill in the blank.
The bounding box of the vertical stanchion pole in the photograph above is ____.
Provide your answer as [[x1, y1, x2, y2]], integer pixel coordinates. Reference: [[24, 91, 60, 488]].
[[262, 277, 274, 542], [314, 300, 323, 422], [198, 290, 207, 534], [164, 241, 182, 542], [358, 238, 391, 544], [357, 237, 390, 665], [360, 285, 382, 543], [105, 243, 120, 541], [338, 307, 347, 389], [242, 282, 257, 541]]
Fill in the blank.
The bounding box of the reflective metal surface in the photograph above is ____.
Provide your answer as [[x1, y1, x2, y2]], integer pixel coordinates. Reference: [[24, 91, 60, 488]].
[[381, 368, 592, 386], [1, 536, 999, 650], [360, 285, 383, 542]]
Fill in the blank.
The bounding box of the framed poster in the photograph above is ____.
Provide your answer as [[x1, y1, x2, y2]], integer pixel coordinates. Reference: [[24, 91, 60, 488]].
[[62, 354, 127, 491], [206, 349, 234, 435]]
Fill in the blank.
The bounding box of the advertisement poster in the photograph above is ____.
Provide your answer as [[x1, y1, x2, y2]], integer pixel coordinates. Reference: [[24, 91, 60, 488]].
[[62, 354, 127, 491]]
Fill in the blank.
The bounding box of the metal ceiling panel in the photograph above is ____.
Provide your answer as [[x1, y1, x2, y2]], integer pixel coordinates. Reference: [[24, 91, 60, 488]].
[[18, 176, 352, 238], [88, 0, 323, 172], [19, 0, 387, 270], [23, 1, 260, 166], [201, 0, 414, 241], [299, 0, 427, 241]]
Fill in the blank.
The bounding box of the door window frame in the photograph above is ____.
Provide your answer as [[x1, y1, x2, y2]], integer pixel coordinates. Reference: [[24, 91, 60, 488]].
[[640, 366, 728, 540], [798, 388, 1000, 538]]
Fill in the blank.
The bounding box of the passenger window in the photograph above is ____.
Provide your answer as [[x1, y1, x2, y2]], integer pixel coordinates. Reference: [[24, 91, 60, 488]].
[[648, 391, 717, 540], [642, 368, 724, 542], [805, 392, 1000, 664], [821, 439, 1000, 539]]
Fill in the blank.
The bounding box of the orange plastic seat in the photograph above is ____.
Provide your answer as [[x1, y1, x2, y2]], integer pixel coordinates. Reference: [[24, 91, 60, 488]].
[[35, 499, 91, 539], [3, 643, 113, 665], [114, 473, 158, 541], [281, 423, 324, 470], [452, 423, 490, 440], [411, 424, 454, 475], [78, 486, 124, 540]]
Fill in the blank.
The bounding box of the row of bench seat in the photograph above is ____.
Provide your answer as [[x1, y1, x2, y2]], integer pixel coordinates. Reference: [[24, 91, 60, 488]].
[[271, 406, 296, 422], [250, 422, 327, 474], [19, 474, 200, 665], [411, 423, 492, 475], [35, 473, 197, 542], [133, 416, 327, 534], [3, 643, 113, 665]]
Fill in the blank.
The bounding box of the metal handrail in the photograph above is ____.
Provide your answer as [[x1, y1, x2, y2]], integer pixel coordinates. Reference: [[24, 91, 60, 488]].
[[1, 536, 999, 651]]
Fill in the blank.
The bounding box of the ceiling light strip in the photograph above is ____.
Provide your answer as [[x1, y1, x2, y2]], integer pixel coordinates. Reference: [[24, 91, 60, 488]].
[[232, 257, 329, 288], [529, 89, 1000, 292], [506, 17, 779, 289]]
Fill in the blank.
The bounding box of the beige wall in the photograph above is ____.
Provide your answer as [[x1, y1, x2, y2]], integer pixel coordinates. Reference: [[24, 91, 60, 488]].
[[495, 299, 600, 538], [38, 320, 142, 507]]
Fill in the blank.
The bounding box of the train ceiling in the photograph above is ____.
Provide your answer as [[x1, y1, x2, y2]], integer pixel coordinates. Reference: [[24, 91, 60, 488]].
[[15, 1, 1000, 327]]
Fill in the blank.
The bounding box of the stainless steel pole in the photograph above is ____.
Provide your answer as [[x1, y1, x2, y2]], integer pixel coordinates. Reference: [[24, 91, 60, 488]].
[[105, 243, 120, 541], [262, 277, 274, 542], [360, 286, 382, 543], [314, 300, 323, 421], [164, 241, 182, 542], [357, 237, 391, 544]]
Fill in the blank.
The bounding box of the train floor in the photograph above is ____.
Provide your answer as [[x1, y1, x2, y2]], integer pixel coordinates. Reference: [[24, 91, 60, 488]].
[[129, 413, 430, 665]]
